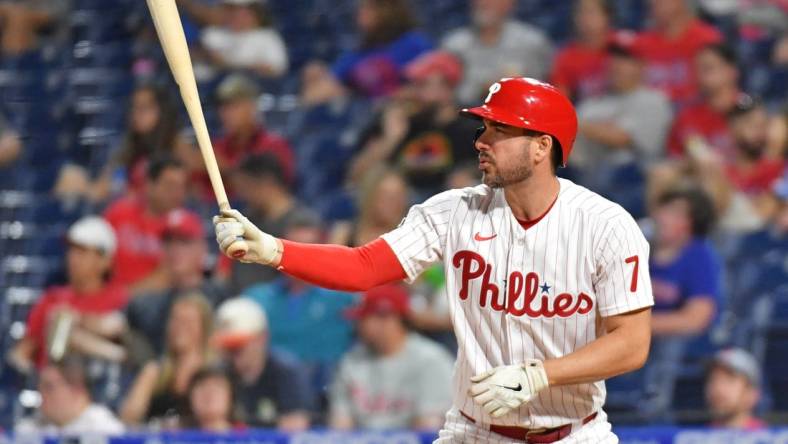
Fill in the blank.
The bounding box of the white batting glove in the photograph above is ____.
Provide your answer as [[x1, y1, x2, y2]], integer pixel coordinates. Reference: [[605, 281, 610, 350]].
[[213, 209, 280, 265], [468, 360, 549, 418]]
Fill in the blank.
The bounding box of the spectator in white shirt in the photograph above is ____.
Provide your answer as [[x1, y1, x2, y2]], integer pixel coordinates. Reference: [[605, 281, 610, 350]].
[[15, 355, 125, 436], [179, 0, 289, 77]]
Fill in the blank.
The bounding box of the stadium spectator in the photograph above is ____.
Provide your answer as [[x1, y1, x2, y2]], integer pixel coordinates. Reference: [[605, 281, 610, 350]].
[[573, 38, 673, 202], [125, 209, 226, 356], [91, 85, 185, 203], [0, 112, 21, 167], [650, 97, 784, 233], [550, 0, 616, 101], [120, 294, 217, 426], [634, 0, 723, 106], [225, 153, 319, 294], [103, 156, 187, 293], [244, 217, 355, 367], [15, 356, 125, 435], [650, 187, 721, 336], [9, 217, 128, 372], [690, 96, 786, 232], [348, 50, 479, 195], [705, 348, 766, 429], [178, 0, 288, 77], [329, 284, 453, 430], [181, 366, 242, 431], [212, 298, 313, 431], [53, 85, 184, 204], [329, 0, 432, 97], [723, 98, 786, 195], [0, 0, 66, 55], [190, 73, 294, 200], [329, 167, 409, 247], [667, 44, 740, 159], [442, 0, 553, 104]]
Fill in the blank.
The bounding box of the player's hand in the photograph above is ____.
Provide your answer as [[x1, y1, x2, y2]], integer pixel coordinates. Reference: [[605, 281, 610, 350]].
[[213, 209, 280, 265], [468, 360, 549, 418]]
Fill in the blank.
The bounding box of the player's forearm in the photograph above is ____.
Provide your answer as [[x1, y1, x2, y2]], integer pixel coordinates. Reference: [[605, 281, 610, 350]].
[[543, 308, 651, 386], [277, 238, 407, 292]]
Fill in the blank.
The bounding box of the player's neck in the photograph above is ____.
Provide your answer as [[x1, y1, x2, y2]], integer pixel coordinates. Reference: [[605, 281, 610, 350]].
[[503, 174, 560, 221]]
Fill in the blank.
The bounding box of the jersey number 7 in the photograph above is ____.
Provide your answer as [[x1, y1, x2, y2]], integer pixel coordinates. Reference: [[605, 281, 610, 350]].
[[625, 255, 639, 292]]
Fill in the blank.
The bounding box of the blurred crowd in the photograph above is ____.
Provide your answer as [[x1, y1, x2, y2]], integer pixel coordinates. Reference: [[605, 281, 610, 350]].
[[0, 0, 786, 435]]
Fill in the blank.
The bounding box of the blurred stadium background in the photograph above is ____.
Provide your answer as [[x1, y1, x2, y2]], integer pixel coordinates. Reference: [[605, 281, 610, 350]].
[[0, 0, 786, 442]]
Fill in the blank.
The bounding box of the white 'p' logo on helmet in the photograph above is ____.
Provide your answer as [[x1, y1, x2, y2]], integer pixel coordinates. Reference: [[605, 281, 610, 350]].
[[485, 82, 502, 104]]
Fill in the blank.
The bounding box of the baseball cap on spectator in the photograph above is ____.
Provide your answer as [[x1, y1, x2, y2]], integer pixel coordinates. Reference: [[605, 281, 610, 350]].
[[216, 73, 260, 103], [404, 50, 463, 87], [709, 348, 762, 388], [163, 209, 204, 240], [212, 298, 268, 349], [346, 284, 410, 319], [67, 216, 117, 257]]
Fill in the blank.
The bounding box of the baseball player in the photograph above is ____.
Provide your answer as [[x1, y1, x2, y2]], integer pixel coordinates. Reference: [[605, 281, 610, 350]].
[[215, 77, 653, 443]]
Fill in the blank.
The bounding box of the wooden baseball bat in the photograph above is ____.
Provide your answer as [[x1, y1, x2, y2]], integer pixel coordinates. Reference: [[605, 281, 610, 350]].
[[146, 0, 247, 258]]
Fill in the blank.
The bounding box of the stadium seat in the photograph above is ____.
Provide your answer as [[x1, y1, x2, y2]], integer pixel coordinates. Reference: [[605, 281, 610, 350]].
[[0, 255, 61, 289]]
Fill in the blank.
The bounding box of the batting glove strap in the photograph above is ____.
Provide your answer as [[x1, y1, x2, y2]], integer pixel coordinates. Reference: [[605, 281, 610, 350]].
[[522, 359, 549, 394], [468, 359, 549, 418]]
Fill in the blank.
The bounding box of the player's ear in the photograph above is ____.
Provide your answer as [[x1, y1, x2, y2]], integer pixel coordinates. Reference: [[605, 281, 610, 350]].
[[533, 134, 552, 164]]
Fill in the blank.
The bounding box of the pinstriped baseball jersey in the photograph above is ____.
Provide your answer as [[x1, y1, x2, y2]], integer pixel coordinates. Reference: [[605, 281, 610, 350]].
[[380, 177, 654, 429]]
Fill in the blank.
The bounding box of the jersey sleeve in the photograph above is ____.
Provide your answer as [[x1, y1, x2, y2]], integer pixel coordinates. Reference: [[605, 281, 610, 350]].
[[593, 211, 654, 317], [380, 190, 460, 283]]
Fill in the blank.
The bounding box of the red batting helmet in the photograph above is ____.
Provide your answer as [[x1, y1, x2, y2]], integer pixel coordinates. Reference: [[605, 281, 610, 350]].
[[460, 77, 578, 166]]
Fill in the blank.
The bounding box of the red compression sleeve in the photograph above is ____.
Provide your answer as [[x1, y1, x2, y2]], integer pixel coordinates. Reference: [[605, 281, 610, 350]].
[[278, 238, 408, 292]]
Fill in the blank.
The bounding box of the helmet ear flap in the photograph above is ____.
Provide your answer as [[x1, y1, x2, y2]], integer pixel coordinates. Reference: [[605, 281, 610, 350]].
[[473, 126, 484, 145]]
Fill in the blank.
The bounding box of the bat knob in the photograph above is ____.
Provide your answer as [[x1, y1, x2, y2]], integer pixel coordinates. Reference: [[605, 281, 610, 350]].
[[228, 237, 249, 259]]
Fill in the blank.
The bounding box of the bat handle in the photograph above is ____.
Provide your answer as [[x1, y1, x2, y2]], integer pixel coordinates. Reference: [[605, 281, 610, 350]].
[[218, 201, 250, 259]]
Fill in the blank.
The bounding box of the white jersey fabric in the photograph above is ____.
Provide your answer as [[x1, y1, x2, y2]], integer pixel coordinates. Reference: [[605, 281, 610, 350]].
[[381, 178, 654, 429]]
